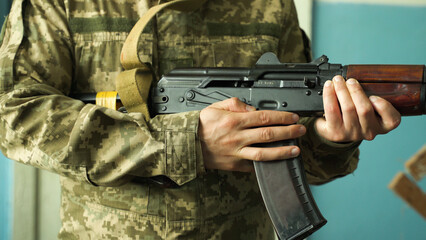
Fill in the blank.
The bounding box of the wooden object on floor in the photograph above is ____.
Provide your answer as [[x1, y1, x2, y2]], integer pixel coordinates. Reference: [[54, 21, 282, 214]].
[[388, 172, 426, 219], [405, 145, 426, 181]]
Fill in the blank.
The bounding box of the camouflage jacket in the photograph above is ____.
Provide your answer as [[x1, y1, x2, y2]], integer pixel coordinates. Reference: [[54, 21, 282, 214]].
[[0, 0, 360, 239]]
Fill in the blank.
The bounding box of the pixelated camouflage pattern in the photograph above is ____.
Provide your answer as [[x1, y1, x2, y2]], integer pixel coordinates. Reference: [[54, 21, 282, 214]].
[[298, 118, 361, 184], [0, 0, 359, 239]]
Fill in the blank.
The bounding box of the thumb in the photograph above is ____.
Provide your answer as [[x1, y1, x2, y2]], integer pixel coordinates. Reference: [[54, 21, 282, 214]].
[[210, 97, 256, 112]]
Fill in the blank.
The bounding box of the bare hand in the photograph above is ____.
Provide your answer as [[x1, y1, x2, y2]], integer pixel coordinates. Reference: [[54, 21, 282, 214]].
[[199, 98, 306, 172], [315, 75, 401, 142]]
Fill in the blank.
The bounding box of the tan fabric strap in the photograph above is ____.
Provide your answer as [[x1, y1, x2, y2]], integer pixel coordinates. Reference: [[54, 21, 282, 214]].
[[120, 0, 207, 70], [116, 0, 206, 120], [116, 68, 153, 119]]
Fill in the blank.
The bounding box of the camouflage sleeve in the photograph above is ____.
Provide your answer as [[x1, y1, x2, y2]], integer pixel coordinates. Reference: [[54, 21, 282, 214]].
[[298, 118, 361, 185], [0, 0, 204, 187], [278, 0, 361, 184]]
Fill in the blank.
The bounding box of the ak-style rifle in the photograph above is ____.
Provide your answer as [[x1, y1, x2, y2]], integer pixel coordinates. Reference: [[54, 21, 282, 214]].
[[73, 53, 426, 240]]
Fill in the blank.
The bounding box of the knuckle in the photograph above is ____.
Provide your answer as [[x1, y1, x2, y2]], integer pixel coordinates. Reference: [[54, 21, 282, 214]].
[[383, 117, 401, 133], [260, 128, 274, 141], [358, 105, 373, 118], [221, 114, 239, 129], [229, 97, 240, 108], [252, 150, 263, 162], [342, 105, 356, 114], [325, 104, 339, 115], [364, 131, 376, 141], [223, 136, 239, 148], [259, 111, 270, 125], [390, 117, 401, 129], [351, 129, 363, 140]]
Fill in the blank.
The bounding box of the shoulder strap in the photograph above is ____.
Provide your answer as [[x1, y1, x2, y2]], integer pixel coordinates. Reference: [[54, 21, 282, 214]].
[[116, 0, 206, 120], [120, 0, 206, 70]]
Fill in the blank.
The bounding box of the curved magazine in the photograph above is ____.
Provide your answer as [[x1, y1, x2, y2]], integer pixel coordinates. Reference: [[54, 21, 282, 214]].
[[253, 140, 327, 240]]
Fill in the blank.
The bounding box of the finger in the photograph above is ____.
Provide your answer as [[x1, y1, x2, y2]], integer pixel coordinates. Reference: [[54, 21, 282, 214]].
[[240, 110, 300, 128], [241, 124, 306, 145], [238, 145, 301, 162], [333, 76, 360, 128], [210, 97, 256, 112], [369, 96, 401, 133], [322, 80, 342, 126], [346, 78, 380, 139]]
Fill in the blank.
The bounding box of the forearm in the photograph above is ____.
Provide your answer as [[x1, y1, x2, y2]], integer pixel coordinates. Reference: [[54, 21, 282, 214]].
[[0, 84, 204, 186], [0, 0, 204, 187]]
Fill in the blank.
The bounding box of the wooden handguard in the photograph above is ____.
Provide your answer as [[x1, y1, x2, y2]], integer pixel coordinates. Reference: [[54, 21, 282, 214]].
[[345, 65, 425, 115]]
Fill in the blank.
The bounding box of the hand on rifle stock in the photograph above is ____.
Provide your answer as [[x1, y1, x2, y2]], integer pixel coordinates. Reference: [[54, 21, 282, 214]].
[[199, 97, 306, 172], [315, 75, 402, 142]]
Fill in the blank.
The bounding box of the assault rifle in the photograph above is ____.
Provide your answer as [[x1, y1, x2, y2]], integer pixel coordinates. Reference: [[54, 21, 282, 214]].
[[73, 53, 426, 240]]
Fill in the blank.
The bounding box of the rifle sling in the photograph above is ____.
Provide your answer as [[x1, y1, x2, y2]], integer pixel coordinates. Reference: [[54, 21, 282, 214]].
[[115, 0, 207, 120]]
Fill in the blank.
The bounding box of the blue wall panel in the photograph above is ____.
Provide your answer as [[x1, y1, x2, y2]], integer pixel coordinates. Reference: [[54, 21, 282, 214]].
[[0, 1, 13, 240], [0, 153, 12, 240], [311, 2, 426, 240], [312, 3, 426, 64]]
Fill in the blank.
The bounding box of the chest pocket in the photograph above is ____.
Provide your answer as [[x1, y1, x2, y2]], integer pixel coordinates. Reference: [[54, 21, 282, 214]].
[[211, 35, 279, 67], [157, 33, 279, 73], [156, 11, 280, 75]]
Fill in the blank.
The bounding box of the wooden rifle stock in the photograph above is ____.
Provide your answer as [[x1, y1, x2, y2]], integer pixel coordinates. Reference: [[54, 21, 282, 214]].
[[344, 65, 425, 115]]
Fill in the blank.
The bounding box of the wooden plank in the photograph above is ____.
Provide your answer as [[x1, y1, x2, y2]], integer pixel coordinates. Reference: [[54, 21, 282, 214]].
[[405, 145, 426, 181], [388, 172, 426, 219]]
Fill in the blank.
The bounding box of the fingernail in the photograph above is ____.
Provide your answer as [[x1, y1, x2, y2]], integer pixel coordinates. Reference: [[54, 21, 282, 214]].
[[246, 105, 256, 112], [347, 78, 358, 85], [299, 126, 306, 135], [324, 80, 332, 87], [291, 147, 300, 157], [369, 95, 379, 102], [333, 75, 344, 82], [292, 114, 299, 122]]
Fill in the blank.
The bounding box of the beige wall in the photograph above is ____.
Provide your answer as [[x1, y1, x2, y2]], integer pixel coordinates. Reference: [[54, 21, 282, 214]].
[[294, 0, 313, 39], [13, 164, 61, 240]]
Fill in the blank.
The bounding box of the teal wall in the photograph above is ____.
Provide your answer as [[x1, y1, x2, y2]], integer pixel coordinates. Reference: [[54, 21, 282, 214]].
[[0, 152, 12, 240], [0, 1, 13, 240], [311, 1, 426, 240]]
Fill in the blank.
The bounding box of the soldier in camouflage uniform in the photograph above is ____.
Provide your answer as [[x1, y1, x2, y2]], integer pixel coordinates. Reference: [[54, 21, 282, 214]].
[[0, 0, 401, 239]]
